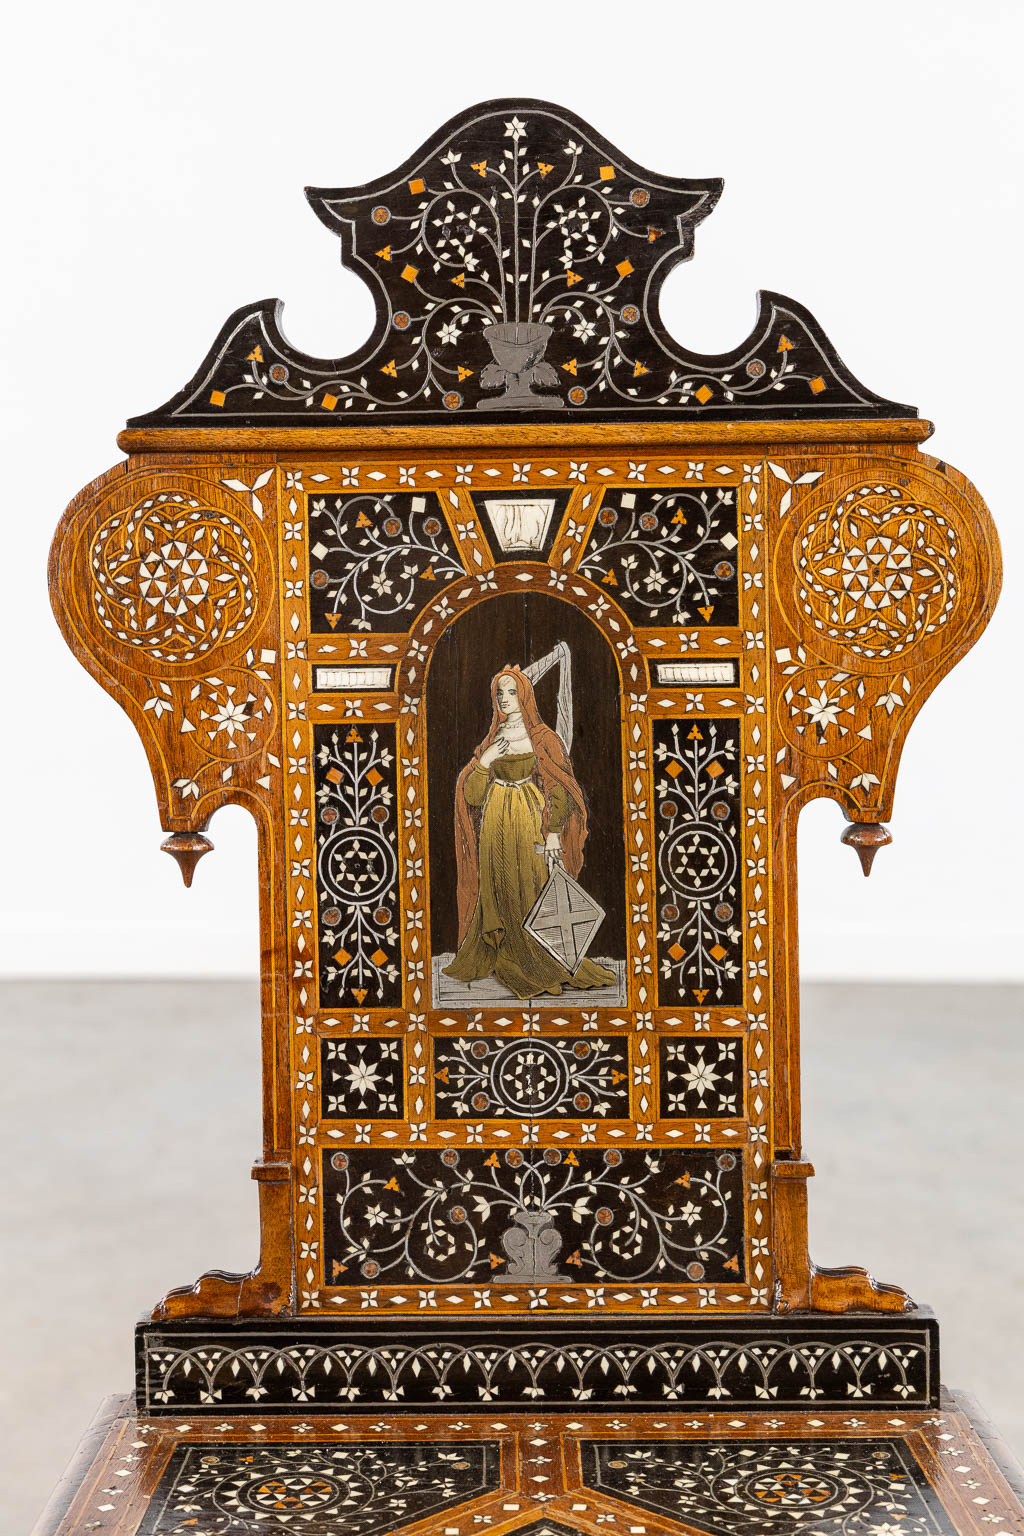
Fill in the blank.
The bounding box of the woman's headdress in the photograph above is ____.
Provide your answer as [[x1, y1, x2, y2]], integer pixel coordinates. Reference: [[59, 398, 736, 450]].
[[522, 641, 572, 751]]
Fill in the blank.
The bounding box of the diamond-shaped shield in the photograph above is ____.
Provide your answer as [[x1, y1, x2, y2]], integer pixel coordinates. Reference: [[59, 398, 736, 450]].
[[523, 865, 605, 974]]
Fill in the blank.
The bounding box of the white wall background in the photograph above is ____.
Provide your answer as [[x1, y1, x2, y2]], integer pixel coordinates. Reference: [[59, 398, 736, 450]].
[[0, 0, 1020, 979]]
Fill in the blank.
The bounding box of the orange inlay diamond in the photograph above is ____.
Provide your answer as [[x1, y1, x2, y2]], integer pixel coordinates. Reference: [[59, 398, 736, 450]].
[[710, 943, 728, 961], [667, 942, 685, 961], [209, 390, 226, 407], [370, 948, 388, 967], [664, 760, 683, 778], [809, 375, 826, 394], [401, 264, 419, 283], [695, 384, 713, 404], [616, 258, 634, 277], [600, 165, 615, 180], [366, 767, 383, 786], [706, 760, 725, 777], [325, 767, 343, 784], [408, 177, 425, 194], [321, 393, 338, 411], [333, 947, 351, 965]]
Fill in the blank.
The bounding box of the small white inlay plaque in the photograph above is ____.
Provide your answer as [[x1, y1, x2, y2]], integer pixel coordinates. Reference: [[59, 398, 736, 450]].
[[483, 497, 557, 552], [655, 660, 738, 685], [315, 666, 393, 690]]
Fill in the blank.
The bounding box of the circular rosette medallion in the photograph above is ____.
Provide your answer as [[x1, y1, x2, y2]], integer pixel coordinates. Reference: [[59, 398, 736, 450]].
[[215, 1459, 368, 1520], [318, 824, 398, 908], [90, 489, 260, 664], [658, 821, 738, 901], [776, 665, 873, 758], [182, 667, 275, 761], [707, 1457, 877, 1522], [775, 469, 967, 671], [490, 1040, 571, 1116]]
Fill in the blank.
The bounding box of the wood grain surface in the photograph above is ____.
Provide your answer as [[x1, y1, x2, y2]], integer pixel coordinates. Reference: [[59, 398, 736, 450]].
[[49, 437, 1000, 1324]]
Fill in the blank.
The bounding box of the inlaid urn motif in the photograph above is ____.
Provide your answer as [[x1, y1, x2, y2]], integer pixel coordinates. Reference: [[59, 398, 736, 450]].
[[479, 321, 562, 409]]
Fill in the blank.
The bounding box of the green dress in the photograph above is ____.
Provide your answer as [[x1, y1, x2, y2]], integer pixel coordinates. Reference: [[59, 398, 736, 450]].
[[444, 751, 617, 1000]]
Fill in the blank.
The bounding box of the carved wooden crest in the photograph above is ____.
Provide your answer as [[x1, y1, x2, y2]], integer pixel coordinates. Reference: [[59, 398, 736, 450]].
[[127, 100, 912, 429]]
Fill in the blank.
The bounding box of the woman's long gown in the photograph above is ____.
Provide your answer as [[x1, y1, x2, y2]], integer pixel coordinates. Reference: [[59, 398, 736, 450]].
[[443, 750, 617, 1000]]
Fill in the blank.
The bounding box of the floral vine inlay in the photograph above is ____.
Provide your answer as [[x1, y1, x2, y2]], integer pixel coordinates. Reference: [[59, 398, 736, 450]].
[[129, 101, 913, 425]]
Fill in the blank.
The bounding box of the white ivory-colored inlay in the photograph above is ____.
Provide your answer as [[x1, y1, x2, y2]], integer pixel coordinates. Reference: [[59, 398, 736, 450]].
[[315, 666, 393, 690], [483, 497, 557, 552], [655, 660, 738, 685]]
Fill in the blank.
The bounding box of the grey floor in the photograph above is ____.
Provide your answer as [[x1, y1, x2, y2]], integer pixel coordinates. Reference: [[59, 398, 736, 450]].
[[2, 981, 1022, 1533]]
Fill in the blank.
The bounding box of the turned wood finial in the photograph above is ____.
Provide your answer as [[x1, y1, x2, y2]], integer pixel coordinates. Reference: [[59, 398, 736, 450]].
[[841, 820, 892, 877], [161, 831, 213, 887]]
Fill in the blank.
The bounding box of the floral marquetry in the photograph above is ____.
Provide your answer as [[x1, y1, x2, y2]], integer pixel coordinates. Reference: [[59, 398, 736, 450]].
[[432, 1036, 631, 1119], [652, 718, 744, 1007], [321, 1039, 405, 1119], [577, 485, 741, 628], [581, 1436, 955, 1536], [52, 434, 996, 1334], [321, 1146, 745, 1289], [769, 453, 998, 824], [42, 1399, 1024, 1536], [53, 466, 282, 833], [659, 1038, 745, 1118], [308, 491, 467, 631], [124, 99, 915, 431], [314, 724, 402, 1008], [135, 1440, 502, 1536], [47, 99, 1012, 1536]]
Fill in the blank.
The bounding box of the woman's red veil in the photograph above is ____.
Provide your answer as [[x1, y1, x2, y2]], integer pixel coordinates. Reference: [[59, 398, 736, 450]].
[[453, 666, 589, 944]]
